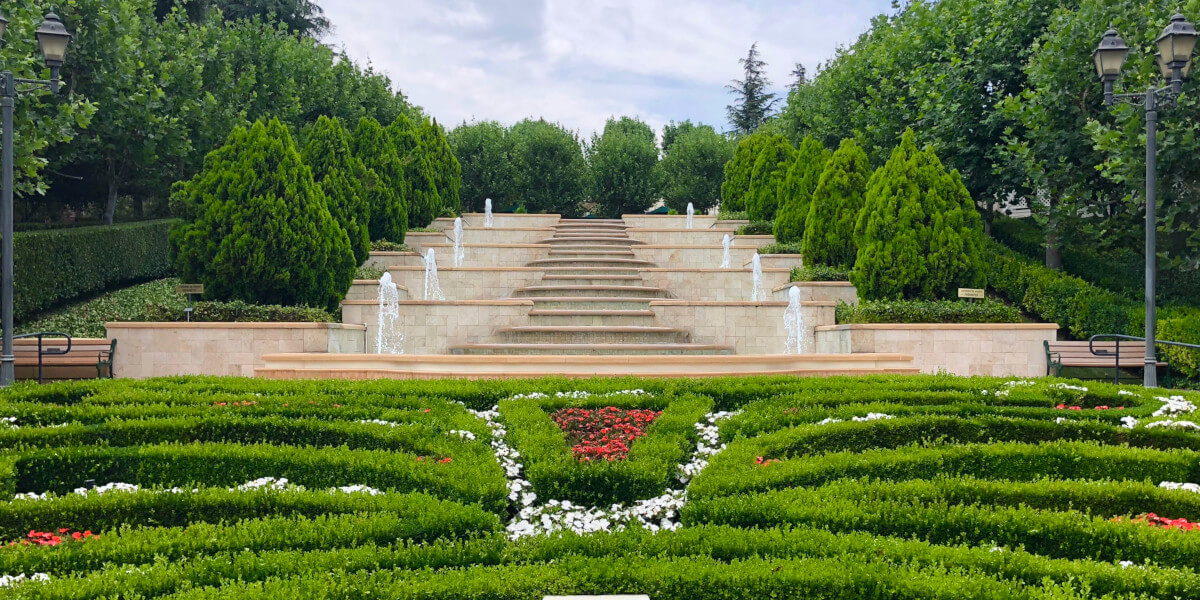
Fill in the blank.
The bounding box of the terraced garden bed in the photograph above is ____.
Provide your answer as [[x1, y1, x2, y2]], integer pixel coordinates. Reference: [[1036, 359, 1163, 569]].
[[0, 375, 1198, 597]]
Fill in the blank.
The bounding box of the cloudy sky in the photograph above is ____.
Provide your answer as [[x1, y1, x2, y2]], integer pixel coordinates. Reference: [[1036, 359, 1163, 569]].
[[320, 0, 894, 137]]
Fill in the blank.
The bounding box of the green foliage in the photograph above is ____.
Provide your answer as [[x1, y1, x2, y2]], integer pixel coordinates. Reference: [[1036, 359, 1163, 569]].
[[388, 115, 441, 229], [350, 117, 408, 243], [655, 124, 732, 214], [449, 121, 514, 213], [302, 116, 370, 264], [588, 117, 660, 218], [774, 137, 830, 243], [852, 130, 987, 299], [735, 221, 774, 236], [757, 242, 803, 255], [746, 136, 797, 222], [18, 278, 182, 339], [13, 220, 175, 323], [802, 138, 871, 267], [508, 119, 588, 216], [790, 265, 851, 282], [720, 133, 773, 211], [171, 119, 355, 310], [726, 43, 779, 134], [142, 300, 335, 323], [660, 120, 698, 155], [422, 118, 464, 218], [836, 299, 1022, 324], [370, 240, 412, 252]]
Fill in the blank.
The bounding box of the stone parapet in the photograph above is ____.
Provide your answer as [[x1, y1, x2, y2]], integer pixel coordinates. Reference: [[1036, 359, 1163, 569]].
[[341, 299, 534, 354], [773, 281, 859, 305], [650, 300, 836, 354]]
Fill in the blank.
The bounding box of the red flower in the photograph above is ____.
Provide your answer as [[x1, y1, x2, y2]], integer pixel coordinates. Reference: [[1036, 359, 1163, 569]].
[[439, 457, 452, 464]]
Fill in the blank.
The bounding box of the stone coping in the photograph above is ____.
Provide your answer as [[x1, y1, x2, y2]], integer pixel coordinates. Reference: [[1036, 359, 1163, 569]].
[[386, 266, 545, 272], [418, 243, 761, 249], [370, 251, 419, 256], [815, 323, 1060, 331], [407, 231, 449, 236], [457, 212, 562, 218], [461, 226, 554, 231], [650, 300, 835, 307], [106, 322, 366, 330], [340, 299, 535, 306], [773, 281, 854, 292], [369, 266, 789, 273], [352, 279, 410, 287], [422, 243, 548, 248], [627, 227, 737, 232], [262, 352, 914, 364]]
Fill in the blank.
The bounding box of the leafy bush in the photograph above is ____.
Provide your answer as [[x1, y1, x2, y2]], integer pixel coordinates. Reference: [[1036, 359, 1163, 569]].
[[745, 135, 797, 222], [774, 136, 830, 243], [588, 117, 659, 218], [853, 130, 987, 299], [508, 118, 588, 216], [171, 119, 356, 311], [389, 114, 442, 229], [734, 220, 774, 235], [302, 116, 371, 265], [18, 278, 183, 338], [420, 117, 462, 215], [371, 240, 412, 252], [14, 220, 175, 322], [655, 124, 732, 214], [141, 300, 335, 323], [836, 299, 1022, 324], [758, 242, 803, 255], [802, 138, 871, 267], [449, 120, 514, 213], [720, 133, 774, 211], [351, 117, 409, 243], [790, 265, 851, 282], [716, 209, 747, 221]]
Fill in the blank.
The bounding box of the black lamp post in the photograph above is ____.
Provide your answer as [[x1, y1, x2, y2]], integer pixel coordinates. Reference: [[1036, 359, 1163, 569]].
[[0, 11, 73, 387], [1094, 12, 1198, 388]]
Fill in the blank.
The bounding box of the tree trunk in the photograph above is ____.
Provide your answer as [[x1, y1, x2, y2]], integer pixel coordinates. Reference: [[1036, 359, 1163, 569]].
[[103, 159, 118, 225], [1045, 218, 1063, 270]]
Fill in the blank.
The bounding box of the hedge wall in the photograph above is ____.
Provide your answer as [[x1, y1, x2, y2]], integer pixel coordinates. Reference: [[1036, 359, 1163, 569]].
[[14, 220, 175, 322]]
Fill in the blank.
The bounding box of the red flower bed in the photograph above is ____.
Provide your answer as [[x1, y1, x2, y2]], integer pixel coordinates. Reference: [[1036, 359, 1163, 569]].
[[552, 406, 660, 461], [11, 529, 98, 547], [1113, 513, 1199, 532]]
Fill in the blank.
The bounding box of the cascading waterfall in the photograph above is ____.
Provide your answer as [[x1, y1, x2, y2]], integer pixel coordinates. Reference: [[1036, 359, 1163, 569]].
[[484, 198, 494, 228], [720, 234, 732, 269], [784, 285, 806, 354], [453, 217, 465, 267], [424, 249, 445, 300], [686, 202, 694, 229], [376, 272, 404, 354], [751, 253, 765, 301]]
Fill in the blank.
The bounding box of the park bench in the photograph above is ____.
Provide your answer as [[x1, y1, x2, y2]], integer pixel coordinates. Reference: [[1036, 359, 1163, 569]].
[[14, 334, 115, 382], [1044, 340, 1168, 385]]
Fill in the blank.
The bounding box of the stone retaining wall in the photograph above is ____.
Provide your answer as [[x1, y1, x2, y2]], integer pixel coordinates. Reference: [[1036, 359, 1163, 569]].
[[458, 227, 554, 245], [814, 323, 1059, 377], [745, 254, 804, 270], [106, 322, 366, 379], [774, 281, 859, 305], [640, 268, 791, 301], [433, 214, 562, 229], [341, 299, 534, 353], [621, 215, 720, 228], [650, 300, 836, 354], [634, 245, 760, 268]]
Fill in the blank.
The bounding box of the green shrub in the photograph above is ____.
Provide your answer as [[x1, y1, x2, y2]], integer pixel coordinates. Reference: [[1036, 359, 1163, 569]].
[[351, 117, 409, 243], [716, 208, 747, 221], [140, 300, 335, 323], [508, 118, 588, 216], [371, 240, 412, 252], [802, 138, 871, 267], [655, 124, 732, 214], [420, 117, 462, 215], [302, 116, 371, 265], [836, 299, 1022, 324], [853, 129, 987, 299], [17, 278, 182, 338], [774, 136, 830, 243], [171, 119, 356, 311], [790, 265, 850, 282], [757, 242, 803, 255], [720, 133, 774, 211], [14, 220, 175, 322], [390, 114, 443, 229], [588, 117, 659, 218], [734, 220, 774, 235], [745, 135, 797, 222]]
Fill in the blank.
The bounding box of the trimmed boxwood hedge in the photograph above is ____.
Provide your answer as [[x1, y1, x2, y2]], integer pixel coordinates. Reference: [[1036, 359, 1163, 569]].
[[14, 220, 175, 322], [835, 298, 1022, 324]]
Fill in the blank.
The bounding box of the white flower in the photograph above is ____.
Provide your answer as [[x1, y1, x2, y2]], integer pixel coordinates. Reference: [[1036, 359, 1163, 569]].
[[1145, 420, 1200, 431], [0, 417, 18, 428], [334, 485, 381, 495], [1119, 561, 1135, 568], [1159, 481, 1200, 494], [1052, 383, 1089, 392], [1118, 390, 1138, 397], [0, 573, 49, 588], [1153, 396, 1197, 417], [448, 429, 477, 441], [74, 482, 140, 497], [1120, 416, 1138, 429], [235, 477, 290, 491]]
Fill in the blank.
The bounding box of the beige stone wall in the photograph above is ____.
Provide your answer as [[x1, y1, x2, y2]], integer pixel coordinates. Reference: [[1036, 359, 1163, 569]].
[[460, 227, 554, 245], [420, 243, 548, 267], [773, 281, 859, 305], [342, 299, 533, 353], [621, 215, 719, 228], [651, 301, 835, 354], [626, 229, 738, 245], [106, 323, 366, 379], [814, 323, 1059, 377], [640, 268, 791, 301], [635, 245, 759, 268], [744, 254, 804, 270], [387, 267, 544, 300], [364, 252, 425, 270], [346, 280, 411, 301], [404, 232, 450, 254], [433, 214, 562, 229]]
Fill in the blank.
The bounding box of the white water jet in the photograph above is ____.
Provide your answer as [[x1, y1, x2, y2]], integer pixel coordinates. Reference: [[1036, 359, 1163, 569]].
[[376, 272, 404, 354], [452, 217, 465, 267], [686, 202, 694, 229], [750, 253, 765, 301], [424, 249, 445, 300], [484, 198, 494, 228], [720, 234, 732, 269], [784, 285, 807, 354]]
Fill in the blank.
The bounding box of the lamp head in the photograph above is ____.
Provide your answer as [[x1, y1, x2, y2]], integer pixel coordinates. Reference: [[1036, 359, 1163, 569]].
[[1156, 11, 1198, 82], [35, 13, 72, 67], [1094, 27, 1131, 81]]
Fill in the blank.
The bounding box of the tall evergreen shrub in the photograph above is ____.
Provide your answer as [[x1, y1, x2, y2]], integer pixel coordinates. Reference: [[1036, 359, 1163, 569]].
[[720, 133, 772, 211], [420, 118, 462, 215], [852, 129, 987, 300], [350, 117, 408, 243], [302, 116, 370, 264], [171, 119, 355, 310], [773, 136, 830, 243], [801, 138, 871, 267], [389, 114, 441, 228], [746, 135, 797, 222]]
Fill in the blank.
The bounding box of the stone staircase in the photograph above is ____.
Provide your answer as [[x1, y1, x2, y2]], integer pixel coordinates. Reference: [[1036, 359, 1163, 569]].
[[450, 219, 734, 356]]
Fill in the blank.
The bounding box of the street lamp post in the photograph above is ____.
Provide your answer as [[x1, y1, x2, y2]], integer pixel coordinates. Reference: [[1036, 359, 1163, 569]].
[[1094, 12, 1198, 388], [0, 11, 73, 387]]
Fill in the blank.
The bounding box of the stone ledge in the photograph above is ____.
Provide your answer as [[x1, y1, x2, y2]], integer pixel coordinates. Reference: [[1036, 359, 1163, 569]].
[[386, 266, 546, 271], [650, 300, 835, 307], [261, 352, 915, 364], [816, 323, 1060, 331], [773, 281, 854, 292], [105, 322, 365, 330], [341, 299, 535, 306], [352, 280, 410, 288]]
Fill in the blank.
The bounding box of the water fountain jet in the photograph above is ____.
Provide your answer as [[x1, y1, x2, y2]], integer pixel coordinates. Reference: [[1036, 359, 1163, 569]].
[[720, 234, 732, 269], [452, 217, 464, 267], [484, 198, 494, 228], [376, 272, 404, 354], [784, 285, 806, 354], [424, 249, 445, 300], [750, 253, 765, 301], [686, 202, 694, 229]]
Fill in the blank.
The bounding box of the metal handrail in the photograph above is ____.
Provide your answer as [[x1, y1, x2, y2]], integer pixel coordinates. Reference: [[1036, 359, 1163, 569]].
[[1088, 334, 1200, 385], [13, 332, 71, 384]]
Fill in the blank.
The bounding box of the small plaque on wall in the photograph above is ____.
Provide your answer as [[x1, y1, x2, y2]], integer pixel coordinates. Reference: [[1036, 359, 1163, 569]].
[[957, 288, 985, 299], [175, 284, 205, 295]]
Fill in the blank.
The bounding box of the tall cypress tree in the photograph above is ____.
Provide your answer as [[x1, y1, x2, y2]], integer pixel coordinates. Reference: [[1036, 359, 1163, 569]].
[[389, 114, 441, 228], [774, 136, 830, 243], [746, 135, 797, 222], [721, 133, 772, 212], [302, 116, 370, 264], [421, 118, 462, 215], [802, 138, 871, 267], [852, 128, 987, 299], [171, 118, 355, 310], [726, 43, 779, 135], [350, 117, 408, 243]]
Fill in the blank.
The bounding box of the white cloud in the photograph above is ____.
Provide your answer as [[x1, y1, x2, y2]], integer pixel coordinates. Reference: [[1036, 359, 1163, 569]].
[[320, 0, 891, 136]]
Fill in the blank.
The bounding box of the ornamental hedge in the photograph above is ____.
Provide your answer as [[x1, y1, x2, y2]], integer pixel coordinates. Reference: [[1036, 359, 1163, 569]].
[[14, 220, 174, 322]]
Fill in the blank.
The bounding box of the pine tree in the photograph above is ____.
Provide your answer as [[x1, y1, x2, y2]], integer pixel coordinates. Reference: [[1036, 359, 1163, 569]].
[[726, 43, 779, 135], [852, 128, 987, 300], [389, 114, 441, 228], [746, 135, 797, 222], [802, 138, 871, 267], [302, 116, 370, 264], [421, 118, 462, 215], [774, 136, 830, 243], [171, 118, 355, 310], [350, 117, 408, 243], [721, 133, 772, 212]]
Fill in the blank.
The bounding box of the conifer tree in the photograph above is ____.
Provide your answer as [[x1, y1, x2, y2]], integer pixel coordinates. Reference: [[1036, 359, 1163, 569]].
[[389, 114, 441, 228], [802, 138, 871, 267], [746, 135, 797, 222], [852, 128, 987, 299], [774, 136, 830, 243], [171, 118, 355, 310], [302, 115, 370, 264], [350, 117, 408, 243], [721, 133, 772, 212], [726, 43, 779, 134], [421, 118, 462, 215]]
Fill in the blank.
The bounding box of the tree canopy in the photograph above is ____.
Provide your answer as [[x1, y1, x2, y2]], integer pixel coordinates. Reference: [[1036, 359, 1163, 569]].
[[588, 117, 660, 218], [508, 119, 589, 216], [655, 124, 733, 215], [727, 43, 779, 135]]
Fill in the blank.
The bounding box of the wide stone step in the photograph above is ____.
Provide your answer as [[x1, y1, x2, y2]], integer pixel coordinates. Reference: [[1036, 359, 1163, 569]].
[[513, 285, 669, 298], [450, 342, 734, 356], [548, 249, 637, 258], [528, 297, 655, 310], [496, 326, 691, 344], [540, 266, 641, 276], [540, 275, 644, 286], [528, 258, 655, 268], [527, 309, 656, 326], [541, 236, 640, 245]]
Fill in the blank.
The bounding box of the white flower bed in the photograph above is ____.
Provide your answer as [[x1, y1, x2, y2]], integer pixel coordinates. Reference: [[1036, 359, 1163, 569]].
[[334, 485, 381, 495], [0, 417, 18, 428], [0, 573, 49, 588], [508, 390, 651, 401], [13, 477, 386, 502], [1145, 420, 1200, 431], [1160, 481, 1200, 494], [1120, 416, 1138, 429], [1153, 396, 1197, 417], [448, 429, 477, 441], [1052, 383, 1089, 392], [815, 413, 895, 426]]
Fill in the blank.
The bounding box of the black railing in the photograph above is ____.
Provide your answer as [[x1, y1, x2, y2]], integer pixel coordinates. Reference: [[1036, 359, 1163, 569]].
[[1088, 333, 1200, 385], [14, 332, 71, 384]]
